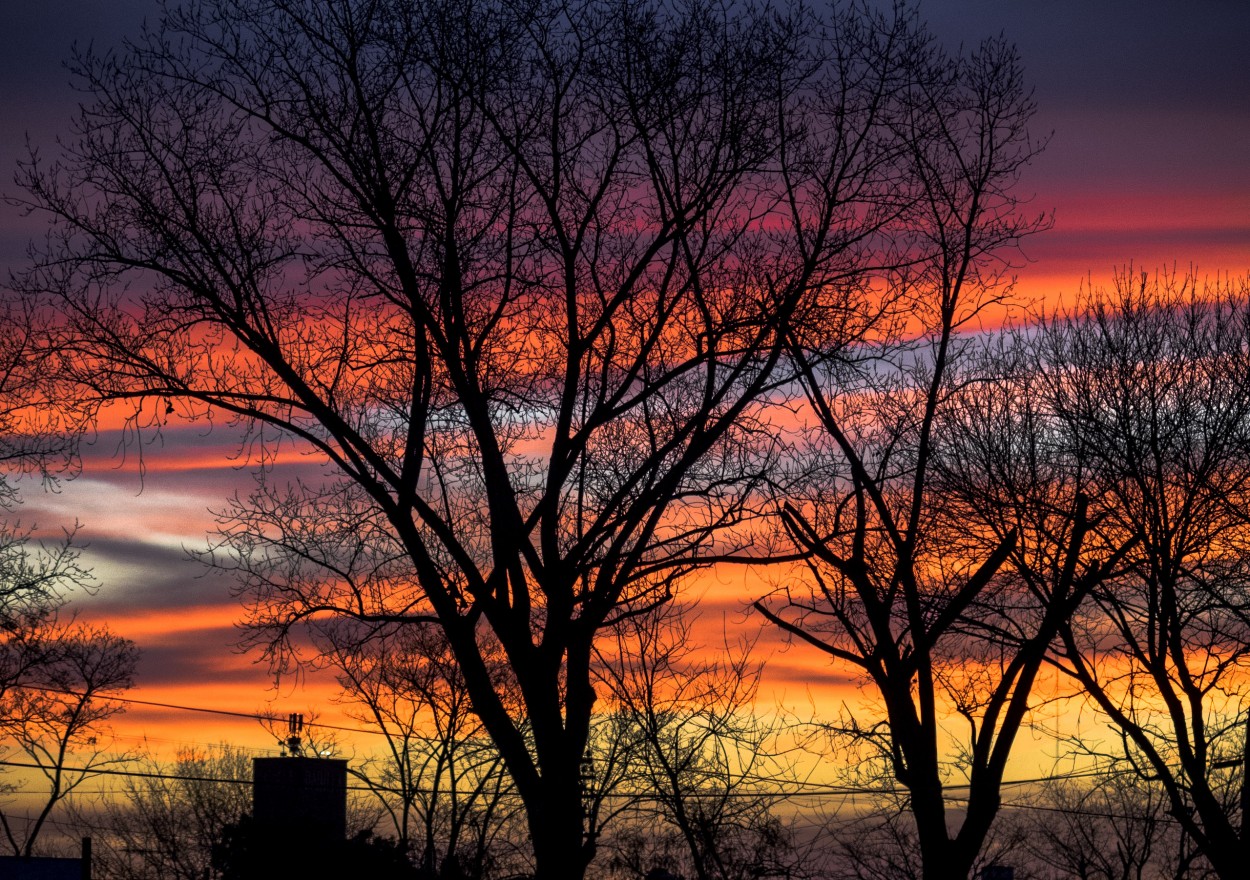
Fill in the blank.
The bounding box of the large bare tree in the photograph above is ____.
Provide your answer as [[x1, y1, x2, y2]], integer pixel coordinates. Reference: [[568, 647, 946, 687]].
[[888, 270, 1250, 879], [16, 0, 1018, 875], [752, 31, 1069, 880]]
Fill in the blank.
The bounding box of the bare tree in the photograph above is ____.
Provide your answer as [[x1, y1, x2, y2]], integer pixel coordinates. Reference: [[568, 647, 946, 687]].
[[13, 0, 955, 875], [0, 278, 132, 859], [1017, 772, 1176, 880], [828, 798, 925, 880], [753, 30, 1069, 880], [1029, 271, 1250, 880], [594, 600, 799, 880], [324, 620, 521, 880], [920, 270, 1250, 878], [0, 288, 90, 693], [0, 620, 138, 856], [88, 744, 252, 880]]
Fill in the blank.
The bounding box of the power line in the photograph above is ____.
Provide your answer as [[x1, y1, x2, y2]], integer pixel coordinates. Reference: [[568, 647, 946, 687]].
[[0, 756, 1142, 804], [8, 683, 389, 738], [4, 689, 1182, 807], [6, 684, 1142, 792], [0, 758, 399, 795], [0, 759, 250, 788]]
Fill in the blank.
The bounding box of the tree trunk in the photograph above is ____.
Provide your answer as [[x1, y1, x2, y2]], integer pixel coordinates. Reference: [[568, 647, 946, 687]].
[[526, 772, 591, 880]]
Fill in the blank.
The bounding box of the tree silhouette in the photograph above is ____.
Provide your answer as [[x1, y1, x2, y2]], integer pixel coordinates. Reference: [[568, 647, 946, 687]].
[[324, 620, 519, 879], [594, 601, 798, 880], [88, 745, 252, 880], [752, 31, 1061, 880], [16, 0, 1039, 876], [1034, 272, 1250, 880], [0, 622, 137, 856], [213, 815, 420, 880], [0, 294, 136, 859]]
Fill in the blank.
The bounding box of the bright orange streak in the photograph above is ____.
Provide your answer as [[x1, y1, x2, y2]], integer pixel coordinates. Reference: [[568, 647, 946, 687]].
[[93, 604, 235, 639]]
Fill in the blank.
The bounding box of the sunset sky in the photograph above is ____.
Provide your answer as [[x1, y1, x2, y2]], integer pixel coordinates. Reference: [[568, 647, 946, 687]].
[[0, 0, 1247, 765]]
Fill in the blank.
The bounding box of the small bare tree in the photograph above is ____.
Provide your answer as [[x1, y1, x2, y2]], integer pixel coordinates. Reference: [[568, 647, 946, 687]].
[[1019, 772, 1174, 880], [0, 620, 138, 856], [88, 744, 252, 880], [323, 620, 522, 880], [595, 601, 799, 880]]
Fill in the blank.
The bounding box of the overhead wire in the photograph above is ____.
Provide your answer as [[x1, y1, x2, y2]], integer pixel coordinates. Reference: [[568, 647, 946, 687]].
[[7, 684, 1138, 788], [0, 756, 1148, 804], [7, 682, 388, 738], [2, 685, 1198, 815]]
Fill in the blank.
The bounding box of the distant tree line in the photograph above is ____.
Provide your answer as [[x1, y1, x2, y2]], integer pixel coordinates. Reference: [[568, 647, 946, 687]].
[[2, 0, 1249, 876]]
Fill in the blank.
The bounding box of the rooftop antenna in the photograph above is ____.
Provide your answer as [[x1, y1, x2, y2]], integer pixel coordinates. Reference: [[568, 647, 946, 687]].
[[284, 712, 304, 757]]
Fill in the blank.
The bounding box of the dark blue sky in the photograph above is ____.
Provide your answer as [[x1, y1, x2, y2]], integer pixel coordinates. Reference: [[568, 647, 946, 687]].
[[4, 0, 1247, 280]]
